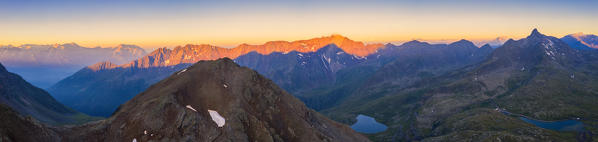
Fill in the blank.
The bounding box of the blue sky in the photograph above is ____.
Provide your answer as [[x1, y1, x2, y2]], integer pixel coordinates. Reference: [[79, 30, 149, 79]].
[[1, 0, 597, 49]]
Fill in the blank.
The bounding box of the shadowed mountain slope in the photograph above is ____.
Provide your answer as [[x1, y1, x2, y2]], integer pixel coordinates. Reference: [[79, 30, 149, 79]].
[[561, 32, 598, 50], [0, 62, 95, 125]]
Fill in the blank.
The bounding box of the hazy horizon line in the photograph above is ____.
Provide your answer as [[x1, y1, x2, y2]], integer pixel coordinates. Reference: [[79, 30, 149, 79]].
[[1, 31, 593, 51]]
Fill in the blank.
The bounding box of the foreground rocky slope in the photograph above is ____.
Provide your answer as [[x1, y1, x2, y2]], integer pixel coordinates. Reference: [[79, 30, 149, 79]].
[[57, 58, 368, 142], [0, 104, 61, 141], [49, 62, 190, 116]]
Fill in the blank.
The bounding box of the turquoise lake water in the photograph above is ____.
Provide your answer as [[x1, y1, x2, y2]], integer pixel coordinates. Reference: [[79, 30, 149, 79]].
[[520, 117, 585, 132], [350, 114, 388, 134]]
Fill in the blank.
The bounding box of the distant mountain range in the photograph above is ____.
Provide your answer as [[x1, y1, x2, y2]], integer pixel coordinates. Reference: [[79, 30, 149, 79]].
[[237, 39, 494, 111], [0, 59, 367, 142], [95, 34, 383, 69], [0, 43, 146, 88], [48, 35, 383, 117], [0, 62, 95, 125], [324, 29, 598, 141]]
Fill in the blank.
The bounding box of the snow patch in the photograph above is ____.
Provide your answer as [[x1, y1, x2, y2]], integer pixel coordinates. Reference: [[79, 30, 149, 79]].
[[336, 51, 345, 55], [353, 55, 367, 60], [186, 105, 197, 112], [177, 69, 187, 75], [208, 110, 226, 127], [542, 39, 558, 60], [325, 55, 331, 64], [144, 130, 147, 135], [321, 55, 330, 71], [132, 138, 137, 142], [223, 84, 228, 88]]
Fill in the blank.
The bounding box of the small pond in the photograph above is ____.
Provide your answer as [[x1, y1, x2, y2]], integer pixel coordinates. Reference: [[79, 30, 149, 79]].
[[520, 117, 585, 132], [350, 114, 388, 134]]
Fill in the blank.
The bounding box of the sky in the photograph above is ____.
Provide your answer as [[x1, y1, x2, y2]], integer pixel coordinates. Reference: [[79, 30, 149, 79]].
[[1, 0, 597, 50]]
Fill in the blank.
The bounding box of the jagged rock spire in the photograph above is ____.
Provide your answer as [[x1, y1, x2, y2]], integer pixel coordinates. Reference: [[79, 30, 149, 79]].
[[527, 28, 545, 38]]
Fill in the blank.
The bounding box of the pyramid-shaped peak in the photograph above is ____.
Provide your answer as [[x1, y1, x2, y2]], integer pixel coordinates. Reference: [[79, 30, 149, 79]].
[[448, 39, 477, 49], [403, 40, 426, 45], [315, 44, 343, 52], [451, 39, 474, 45], [480, 44, 493, 49], [528, 28, 545, 38]]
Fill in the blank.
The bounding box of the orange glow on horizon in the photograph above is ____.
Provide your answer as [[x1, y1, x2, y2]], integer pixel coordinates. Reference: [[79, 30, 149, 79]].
[[2, 1, 597, 51], [1, 28, 591, 51]]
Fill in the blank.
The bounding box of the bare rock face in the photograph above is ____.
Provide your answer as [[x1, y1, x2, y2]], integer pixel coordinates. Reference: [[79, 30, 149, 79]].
[[61, 58, 369, 142], [0, 104, 61, 142]]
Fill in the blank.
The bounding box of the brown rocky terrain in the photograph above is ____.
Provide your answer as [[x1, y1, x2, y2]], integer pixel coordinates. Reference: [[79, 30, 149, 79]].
[[0, 104, 62, 142], [57, 58, 368, 142]]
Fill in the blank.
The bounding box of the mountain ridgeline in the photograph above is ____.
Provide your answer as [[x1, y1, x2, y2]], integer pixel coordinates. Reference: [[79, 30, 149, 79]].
[[49, 35, 491, 117], [48, 35, 384, 117]]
